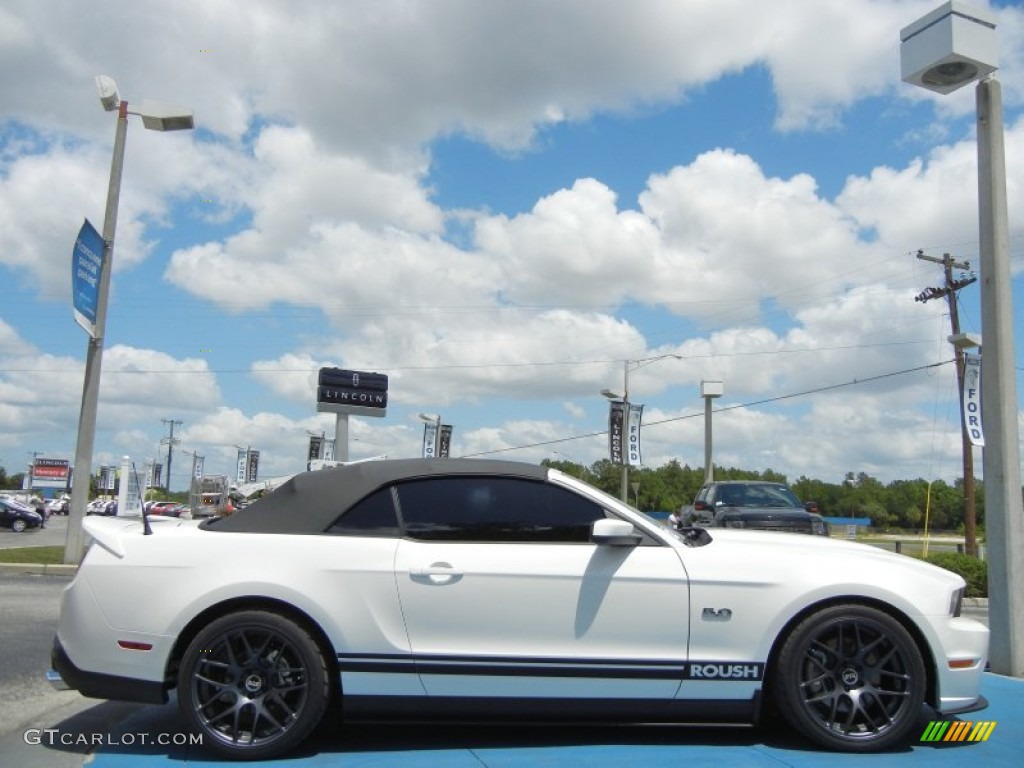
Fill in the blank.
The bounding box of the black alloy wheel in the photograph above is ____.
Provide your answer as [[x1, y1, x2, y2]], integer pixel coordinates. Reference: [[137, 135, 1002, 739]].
[[772, 604, 926, 752], [178, 610, 330, 760]]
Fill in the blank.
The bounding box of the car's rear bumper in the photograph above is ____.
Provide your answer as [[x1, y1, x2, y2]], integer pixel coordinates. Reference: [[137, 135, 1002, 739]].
[[49, 636, 168, 705]]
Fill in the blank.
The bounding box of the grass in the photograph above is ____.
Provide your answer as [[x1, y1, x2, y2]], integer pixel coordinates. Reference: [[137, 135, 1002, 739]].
[[0, 545, 66, 564]]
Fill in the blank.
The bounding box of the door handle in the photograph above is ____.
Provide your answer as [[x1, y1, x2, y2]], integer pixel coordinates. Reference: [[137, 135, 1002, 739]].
[[409, 562, 463, 583]]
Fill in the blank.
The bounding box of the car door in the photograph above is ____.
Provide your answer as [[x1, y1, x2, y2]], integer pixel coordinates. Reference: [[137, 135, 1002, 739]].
[[393, 475, 690, 700]]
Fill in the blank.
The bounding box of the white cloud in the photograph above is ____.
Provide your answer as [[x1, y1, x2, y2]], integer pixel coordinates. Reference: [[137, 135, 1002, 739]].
[[4, 0, 1023, 488]]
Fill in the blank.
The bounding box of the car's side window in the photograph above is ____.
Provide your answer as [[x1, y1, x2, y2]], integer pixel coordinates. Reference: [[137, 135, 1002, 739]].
[[326, 487, 400, 536], [395, 476, 606, 543]]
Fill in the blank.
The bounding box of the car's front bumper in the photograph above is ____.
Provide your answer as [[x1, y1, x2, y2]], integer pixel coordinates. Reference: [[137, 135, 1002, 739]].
[[931, 616, 990, 714]]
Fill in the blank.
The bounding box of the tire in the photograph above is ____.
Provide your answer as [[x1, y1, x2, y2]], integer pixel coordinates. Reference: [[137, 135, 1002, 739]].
[[771, 604, 926, 752], [177, 610, 331, 761], [10, 519, 27, 533]]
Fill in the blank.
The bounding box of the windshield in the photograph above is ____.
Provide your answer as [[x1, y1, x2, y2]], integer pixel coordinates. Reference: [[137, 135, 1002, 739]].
[[718, 484, 803, 508]]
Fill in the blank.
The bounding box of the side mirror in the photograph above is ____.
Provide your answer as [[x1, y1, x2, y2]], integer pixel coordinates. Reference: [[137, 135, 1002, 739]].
[[592, 518, 642, 547]]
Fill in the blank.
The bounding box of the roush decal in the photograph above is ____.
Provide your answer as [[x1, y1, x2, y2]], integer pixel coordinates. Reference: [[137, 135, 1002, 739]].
[[338, 654, 763, 682], [684, 662, 764, 680], [338, 653, 686, 679]]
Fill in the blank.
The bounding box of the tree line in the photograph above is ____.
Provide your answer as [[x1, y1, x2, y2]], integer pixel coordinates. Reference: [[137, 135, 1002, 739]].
[[2, 459, 988, 534], [541, 458, 985, 534]]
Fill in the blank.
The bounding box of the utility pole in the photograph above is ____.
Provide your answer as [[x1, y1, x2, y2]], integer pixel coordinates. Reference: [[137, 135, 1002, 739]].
[[914, 250, 978, 556], [160, 418, 182, 494]]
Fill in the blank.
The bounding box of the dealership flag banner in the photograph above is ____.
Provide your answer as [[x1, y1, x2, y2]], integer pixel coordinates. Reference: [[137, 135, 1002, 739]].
[[246, 450, 260, 483], [192, 454, 204, 480], [963, 354, 985, 447], [99, 465, 116, 491], [626, 403, 644, 467], [236, 449, 247, 483], [422, 423, 438, 458], [118, 457, 143, 516], [439, 425, 453, 458], [71, 218, 106, 338], [307, 435, 323, 463], [607, 401, 625, 464]]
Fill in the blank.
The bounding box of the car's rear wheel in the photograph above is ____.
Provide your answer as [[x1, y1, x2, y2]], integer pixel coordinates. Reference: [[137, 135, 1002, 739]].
[[177, 610, 330, 760], [11, 518, 27, 532], [772, 604, 926, 752]]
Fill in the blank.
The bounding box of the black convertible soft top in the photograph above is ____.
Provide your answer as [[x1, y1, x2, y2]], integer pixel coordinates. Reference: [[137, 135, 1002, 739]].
[[202, 458, 549, 535]]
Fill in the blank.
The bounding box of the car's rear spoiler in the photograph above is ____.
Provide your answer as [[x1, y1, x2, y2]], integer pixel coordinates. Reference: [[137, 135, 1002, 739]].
[[82, 515, 174, 558]]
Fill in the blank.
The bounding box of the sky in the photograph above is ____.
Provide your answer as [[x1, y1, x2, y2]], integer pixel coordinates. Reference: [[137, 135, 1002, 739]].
[[1, 0, 1023, 494]]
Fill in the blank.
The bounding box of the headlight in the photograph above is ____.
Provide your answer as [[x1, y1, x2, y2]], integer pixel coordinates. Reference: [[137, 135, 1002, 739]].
[[950, 586, 964, 617]]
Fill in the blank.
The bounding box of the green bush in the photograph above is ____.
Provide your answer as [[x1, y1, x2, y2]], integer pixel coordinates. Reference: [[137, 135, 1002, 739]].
[[921, 552, 987, 598]]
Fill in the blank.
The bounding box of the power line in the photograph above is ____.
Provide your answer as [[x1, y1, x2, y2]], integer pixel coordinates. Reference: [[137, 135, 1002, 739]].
[[0, 339, 952, 375], [460, 359, 955, 458]]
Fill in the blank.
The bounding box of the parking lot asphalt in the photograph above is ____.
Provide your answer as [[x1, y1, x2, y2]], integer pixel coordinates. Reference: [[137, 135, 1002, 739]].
[[3, 672, 1017, 768]]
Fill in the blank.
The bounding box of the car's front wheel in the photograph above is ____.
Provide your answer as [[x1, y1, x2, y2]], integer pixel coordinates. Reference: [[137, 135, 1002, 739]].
[[177, 610, 330, 760], [772, 604, 926, 752], [10, 518, 27, 532]]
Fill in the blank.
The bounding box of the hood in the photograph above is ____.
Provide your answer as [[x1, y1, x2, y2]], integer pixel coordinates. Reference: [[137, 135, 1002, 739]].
[[703, 527, 964, 588]]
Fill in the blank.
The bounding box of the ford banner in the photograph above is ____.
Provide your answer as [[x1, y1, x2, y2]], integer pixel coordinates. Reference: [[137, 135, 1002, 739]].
[[963, 354, 984, 447], [626, 403, 644, 467]]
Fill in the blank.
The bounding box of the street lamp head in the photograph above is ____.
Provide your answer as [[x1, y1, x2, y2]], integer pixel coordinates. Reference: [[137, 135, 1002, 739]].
[[701, 380, 724, 398], [135, 99, 195, 132], [95, 75, 120, 111], [900, 1, 998, 95], [600, 388, 624, 401], [417, 413, 440, 424], [949, 332, 982, 349]]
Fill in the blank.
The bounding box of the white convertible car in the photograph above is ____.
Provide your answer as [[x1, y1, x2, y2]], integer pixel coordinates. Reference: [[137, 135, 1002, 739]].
[[50, 459, 988, 760]]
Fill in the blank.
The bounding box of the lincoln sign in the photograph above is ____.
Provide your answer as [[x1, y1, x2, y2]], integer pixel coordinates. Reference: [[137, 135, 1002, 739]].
[[317, 368, 389, 418]]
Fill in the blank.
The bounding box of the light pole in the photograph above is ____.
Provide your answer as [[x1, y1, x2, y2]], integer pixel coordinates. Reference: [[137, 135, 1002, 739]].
[[701, 380, 724, 483], [902, 2, 1024, 676], [66, 77, 194, 564], [600, 354, 683, 502]]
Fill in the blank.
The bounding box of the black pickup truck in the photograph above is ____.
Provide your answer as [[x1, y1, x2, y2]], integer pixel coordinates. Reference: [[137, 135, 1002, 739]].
[[681, 480, 829, 536]]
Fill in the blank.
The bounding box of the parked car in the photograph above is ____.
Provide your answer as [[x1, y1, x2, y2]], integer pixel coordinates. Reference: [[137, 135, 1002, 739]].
[[49, 459, 987, 760], [683, 480, 828, 535], [149, 502, 186, 517], [87, 499, 117, 516], [1, 498, 43, 532], [46, 497, 70, 516], [146, 501, 181, 516]]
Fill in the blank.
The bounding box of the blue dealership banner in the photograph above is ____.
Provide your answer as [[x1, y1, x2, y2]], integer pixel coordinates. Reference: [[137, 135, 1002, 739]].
[[71, 219, 106, 337]]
